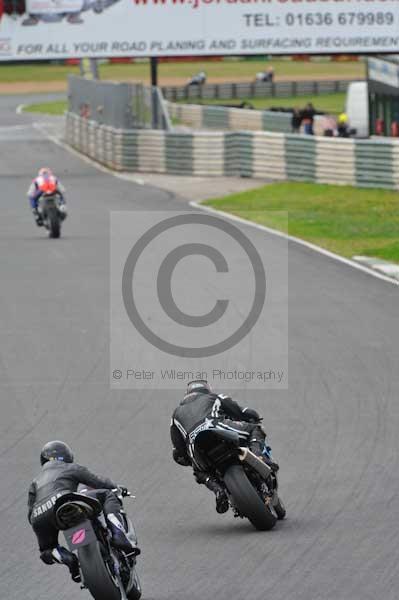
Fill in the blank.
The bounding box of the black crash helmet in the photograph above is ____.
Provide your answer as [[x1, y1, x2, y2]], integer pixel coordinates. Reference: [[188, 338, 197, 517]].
[[40, 440, 74, 466], [186, 380, 212, 395]]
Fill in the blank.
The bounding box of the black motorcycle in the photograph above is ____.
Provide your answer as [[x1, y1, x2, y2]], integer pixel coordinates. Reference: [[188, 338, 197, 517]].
[[192, 425, 286, 530], [54, 489, 141, 600], [38, 193, 66, 239]]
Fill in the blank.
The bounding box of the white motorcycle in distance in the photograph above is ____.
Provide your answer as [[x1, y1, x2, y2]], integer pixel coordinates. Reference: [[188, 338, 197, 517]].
[[255, 67, 275, 83], [54, 488, 142, 600], [187, 71, 207, 86]]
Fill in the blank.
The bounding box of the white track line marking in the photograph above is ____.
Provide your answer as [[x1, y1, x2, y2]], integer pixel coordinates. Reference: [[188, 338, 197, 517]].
[[189, 201, 399, 287], [16, 104, 26, 115], [0, 124, 32, 131], [32, 120, 398, 287]]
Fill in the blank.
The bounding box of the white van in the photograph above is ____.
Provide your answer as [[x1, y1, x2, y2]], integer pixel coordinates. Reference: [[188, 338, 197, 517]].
[[345, 81, 369, 138]]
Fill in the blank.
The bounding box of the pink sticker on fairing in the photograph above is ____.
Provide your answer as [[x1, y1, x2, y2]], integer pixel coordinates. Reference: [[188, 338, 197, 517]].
[[72, 529, 86, 544]]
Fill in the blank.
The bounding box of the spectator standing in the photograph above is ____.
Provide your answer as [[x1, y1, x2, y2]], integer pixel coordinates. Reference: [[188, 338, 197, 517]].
[[291, 108, 302, 133], [337, 112, 349, 137], [321, 114, 337, 137], [301, 102, 316, 135]]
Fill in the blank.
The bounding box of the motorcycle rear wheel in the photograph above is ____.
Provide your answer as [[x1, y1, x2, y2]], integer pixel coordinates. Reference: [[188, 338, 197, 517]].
[[274, 496, 286, 520], [127, 568, 142, 600], [47, 207, 60, 239], [78, 542, 121, 600], [224, 464, 277, 531]]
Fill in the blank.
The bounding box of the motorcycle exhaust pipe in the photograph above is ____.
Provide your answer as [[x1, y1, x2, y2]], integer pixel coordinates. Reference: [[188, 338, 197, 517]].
[[239, 447, 272, 480]]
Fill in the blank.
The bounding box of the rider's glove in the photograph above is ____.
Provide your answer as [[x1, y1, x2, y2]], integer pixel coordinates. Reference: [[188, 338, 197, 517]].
[[242, 408, 262, 423], [118, 486, 129, 497], [173, 448, 191, 467]]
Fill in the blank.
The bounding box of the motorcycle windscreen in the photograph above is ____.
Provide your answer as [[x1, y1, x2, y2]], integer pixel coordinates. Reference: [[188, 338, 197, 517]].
[[63, 520, 97, 551], [26, 0, 84, 14]]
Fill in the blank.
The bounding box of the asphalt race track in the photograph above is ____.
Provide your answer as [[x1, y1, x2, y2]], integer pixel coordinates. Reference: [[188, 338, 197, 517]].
[[1, 96, 398, 600]]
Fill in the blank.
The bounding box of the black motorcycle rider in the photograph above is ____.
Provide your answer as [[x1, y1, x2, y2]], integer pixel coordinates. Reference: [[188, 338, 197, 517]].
[[170, 380, 279, 514], [28, 441, 140, 582]]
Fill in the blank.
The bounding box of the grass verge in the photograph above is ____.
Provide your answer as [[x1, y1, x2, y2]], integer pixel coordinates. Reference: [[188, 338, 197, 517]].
[[204, 182, 399, 264], [24, 91, 345, 117], [0, 59, 365, 85], [23, 100, 67, 115], [180, 92, 346, 115]]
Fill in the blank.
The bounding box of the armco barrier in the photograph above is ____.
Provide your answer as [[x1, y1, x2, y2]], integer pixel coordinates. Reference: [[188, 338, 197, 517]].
[[162, 79, 354, 102], [65, 112, 399, 189]]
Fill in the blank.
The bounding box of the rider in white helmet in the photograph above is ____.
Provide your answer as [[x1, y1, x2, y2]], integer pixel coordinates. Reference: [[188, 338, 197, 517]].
[[27, 168, 67, 227]]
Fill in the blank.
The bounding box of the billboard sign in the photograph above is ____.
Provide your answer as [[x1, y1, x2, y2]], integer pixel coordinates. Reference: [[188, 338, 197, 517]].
[[368, 56, 399, 88], [0, 0, 399, 60]]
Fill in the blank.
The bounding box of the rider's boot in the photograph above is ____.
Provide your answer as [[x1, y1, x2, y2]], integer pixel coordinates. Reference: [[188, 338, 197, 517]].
[[51, 546, 81, 582], [249, 428, 280, 472], [107, 513, 141, 556], [205, 477, 229, 514], [261, 445, 280, 472], [58, 204, 68, 221], [32, 208, 43, 227]]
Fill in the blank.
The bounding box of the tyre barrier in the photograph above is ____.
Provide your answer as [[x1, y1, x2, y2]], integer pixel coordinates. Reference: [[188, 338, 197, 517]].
[[65, 112, 399, 189], [167, 102, 327, 136]]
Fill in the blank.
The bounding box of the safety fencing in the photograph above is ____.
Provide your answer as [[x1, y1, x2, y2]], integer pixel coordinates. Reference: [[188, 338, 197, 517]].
[[161, 79, 354, 102], [65, 112, 399, 189], [168, 102, 327, 136], [68, 75, 171, 130]]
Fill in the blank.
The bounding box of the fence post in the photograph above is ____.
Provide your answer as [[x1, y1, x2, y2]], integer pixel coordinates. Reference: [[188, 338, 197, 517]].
[[150, 58, 159, 128]]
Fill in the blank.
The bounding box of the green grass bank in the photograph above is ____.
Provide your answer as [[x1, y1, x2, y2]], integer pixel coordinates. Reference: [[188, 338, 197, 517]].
[[205, 182, 399, 264]]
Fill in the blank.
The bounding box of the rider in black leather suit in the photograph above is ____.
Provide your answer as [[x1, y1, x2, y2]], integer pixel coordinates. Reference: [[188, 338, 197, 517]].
[[28, 441, 140, 581], [170, 381, 278, 514]]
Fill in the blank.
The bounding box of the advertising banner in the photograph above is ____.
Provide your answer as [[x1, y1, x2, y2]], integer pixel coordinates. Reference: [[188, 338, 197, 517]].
[[368, 56, 399, 88], [0, 0, 399, 60]]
